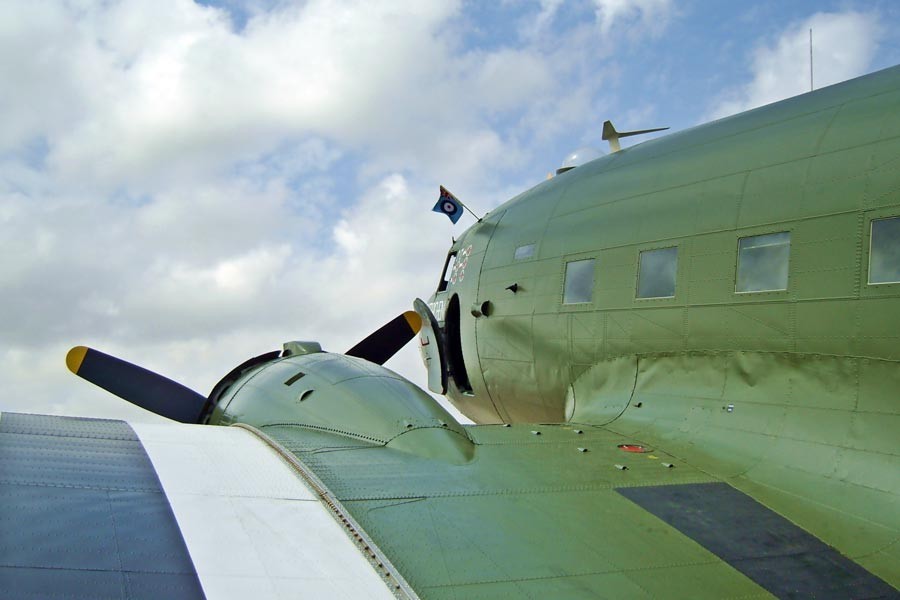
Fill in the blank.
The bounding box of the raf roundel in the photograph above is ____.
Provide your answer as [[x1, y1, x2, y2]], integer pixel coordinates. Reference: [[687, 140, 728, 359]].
[[432, 185, 465, 224]]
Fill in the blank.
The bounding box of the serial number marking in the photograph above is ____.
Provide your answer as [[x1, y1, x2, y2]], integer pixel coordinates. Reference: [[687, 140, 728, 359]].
[[427, 299, 446, 319]]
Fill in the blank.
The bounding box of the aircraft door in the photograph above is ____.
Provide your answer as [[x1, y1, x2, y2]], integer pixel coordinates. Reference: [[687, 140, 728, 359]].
[[426, 215, 508, 422], [414, 298, 447, 395], [471, 184, 568, 421], [444, 293, 473, 394]]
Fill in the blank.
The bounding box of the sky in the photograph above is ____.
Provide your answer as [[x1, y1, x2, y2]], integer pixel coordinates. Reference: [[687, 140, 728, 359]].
[[2, 0, 899, 424]]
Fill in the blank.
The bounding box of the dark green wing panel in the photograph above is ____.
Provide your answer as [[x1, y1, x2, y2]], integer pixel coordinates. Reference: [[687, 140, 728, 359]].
[[618, 482, 897, 599], [254, 423, 811, 598], [256, 420, 899, 599]]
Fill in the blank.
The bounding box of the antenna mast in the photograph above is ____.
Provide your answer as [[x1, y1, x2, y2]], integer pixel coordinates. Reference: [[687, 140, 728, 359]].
[[601, 121, 669, 153], [809, 28, 814, 91]]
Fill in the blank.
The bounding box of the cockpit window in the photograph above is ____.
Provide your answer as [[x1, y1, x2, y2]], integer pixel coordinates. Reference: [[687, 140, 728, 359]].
[[563, 259, 595, 304], [869, 217, 900, 284], [736, 232, 790, 293], [514, 244, 535, 260], [637, 247, 677, 298], [438, 251, 458, 292]]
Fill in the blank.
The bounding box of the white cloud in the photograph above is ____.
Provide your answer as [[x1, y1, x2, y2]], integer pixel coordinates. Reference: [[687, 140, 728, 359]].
[[0, 0, 685, 425], [519, 0, 565, 39], [318, 174, 452, 311], [4, 1, 455, 184], [4, 0, 603, 196], [709, 11, 881, 119], [472, 48, 555, 112], [592, 0, 672, 36], [136, 244, 292, 311]]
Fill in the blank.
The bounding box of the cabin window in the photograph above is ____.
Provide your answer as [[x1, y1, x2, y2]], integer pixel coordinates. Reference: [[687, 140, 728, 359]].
[[869, 217, 900, 284], [736, 232, 790, 293], [563, 259, 595, 304], [514, 243, 535, 260], [437, 251, 457, 292], [637, 247, 677, 298]]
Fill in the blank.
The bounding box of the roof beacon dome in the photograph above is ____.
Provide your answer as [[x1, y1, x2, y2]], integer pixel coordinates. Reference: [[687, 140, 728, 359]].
[[556, 146, 603, 175]]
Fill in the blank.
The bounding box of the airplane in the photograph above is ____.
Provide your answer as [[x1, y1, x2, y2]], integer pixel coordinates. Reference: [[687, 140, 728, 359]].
[[2, 64, 899, 599]]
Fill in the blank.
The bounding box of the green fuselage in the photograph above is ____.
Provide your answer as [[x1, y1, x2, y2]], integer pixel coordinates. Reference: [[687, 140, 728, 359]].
[[412, 70, 900, 586], [431, 65, 900, 426]]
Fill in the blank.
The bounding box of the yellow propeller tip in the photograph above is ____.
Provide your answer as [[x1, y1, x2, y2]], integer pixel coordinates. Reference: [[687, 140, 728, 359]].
[[66, 346, 88, 374], [403, 310, 423, 334]]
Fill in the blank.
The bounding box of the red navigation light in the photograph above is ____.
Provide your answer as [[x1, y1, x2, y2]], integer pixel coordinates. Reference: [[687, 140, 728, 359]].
[[618, 444, 650, 453]]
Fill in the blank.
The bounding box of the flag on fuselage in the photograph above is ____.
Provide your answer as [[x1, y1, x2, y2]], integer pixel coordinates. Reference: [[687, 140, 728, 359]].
[[432, 186, 464, 224]]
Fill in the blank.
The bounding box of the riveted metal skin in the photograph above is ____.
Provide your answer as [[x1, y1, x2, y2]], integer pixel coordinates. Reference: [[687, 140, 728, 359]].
[[261, 422, 747, 599], [618, 482, 898, 599], [248, 415, 899, 598], [417, 66, 900, 591], [0, 413, 204, 600], [433, 66, 900, 429], [210, 352, 474, 464]]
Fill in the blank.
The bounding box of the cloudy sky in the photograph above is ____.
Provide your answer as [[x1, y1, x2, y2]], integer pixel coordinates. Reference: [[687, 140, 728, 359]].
[[2, 0, 899, 424]]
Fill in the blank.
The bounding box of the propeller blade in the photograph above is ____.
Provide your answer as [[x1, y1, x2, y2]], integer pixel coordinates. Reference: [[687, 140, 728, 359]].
[[66, 346, 207, 423], [345, 310, 423, 365]]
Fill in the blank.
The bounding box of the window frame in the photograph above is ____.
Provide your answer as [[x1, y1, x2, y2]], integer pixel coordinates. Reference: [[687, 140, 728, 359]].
[[734, 230, 792, 294], [437, 250, 458, 292], [635, 245, 679, 300], [561, 255, 597, 307], [514, 243, 537, 261], [867, 215, 900, 286]]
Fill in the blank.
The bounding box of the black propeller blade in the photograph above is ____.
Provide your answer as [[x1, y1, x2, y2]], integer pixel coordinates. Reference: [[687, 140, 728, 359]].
[[345, 310, 423, 365], [66, 346, 208, 423]]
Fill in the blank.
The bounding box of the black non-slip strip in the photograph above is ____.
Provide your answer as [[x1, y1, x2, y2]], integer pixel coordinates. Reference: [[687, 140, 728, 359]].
[[617, 482, 897, 599]]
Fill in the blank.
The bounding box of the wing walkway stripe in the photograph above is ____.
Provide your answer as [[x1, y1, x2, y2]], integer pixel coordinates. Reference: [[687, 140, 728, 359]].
[[617, 482, 898, 599]]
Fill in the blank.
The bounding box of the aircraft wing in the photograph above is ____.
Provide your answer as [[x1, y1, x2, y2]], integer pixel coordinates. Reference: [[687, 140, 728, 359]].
[[256, 420, 898, 599], [0, 411, 404, 600], [5, 409, 896, 599]]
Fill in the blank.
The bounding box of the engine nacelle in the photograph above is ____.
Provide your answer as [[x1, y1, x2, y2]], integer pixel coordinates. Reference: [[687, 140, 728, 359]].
[[208, 343, 474, 464]]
